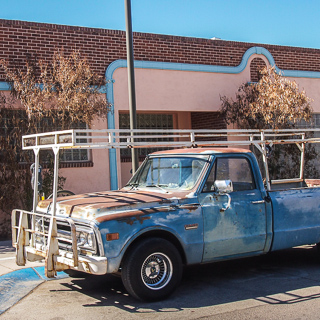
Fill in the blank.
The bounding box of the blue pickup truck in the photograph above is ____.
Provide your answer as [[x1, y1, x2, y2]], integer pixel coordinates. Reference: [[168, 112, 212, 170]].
[[12, 129, 320, 301]]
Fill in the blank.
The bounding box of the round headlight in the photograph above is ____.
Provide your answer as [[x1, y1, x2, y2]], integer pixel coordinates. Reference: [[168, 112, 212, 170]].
[[35, 220, 42, 233], [78, 231, 87, 245], [87, 233, 93, 247]]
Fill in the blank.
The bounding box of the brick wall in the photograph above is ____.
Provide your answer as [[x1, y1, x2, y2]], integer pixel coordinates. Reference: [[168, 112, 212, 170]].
[[250, 57, 267, 82], [1, 19, 320, 81], [191, 112, 227, 142], [191, 112, 226, 130]]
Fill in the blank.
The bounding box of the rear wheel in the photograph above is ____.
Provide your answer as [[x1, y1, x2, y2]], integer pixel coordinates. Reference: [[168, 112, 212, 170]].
[[121, 237, 183, 301]]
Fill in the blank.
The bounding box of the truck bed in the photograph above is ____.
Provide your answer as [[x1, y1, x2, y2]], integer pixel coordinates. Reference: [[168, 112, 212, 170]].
[[270, 179, 320, 191], [269, 186, 320, 251]]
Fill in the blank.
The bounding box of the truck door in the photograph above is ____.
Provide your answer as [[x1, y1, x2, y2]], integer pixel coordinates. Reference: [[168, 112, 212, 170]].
[[198, 156, 267, 262]]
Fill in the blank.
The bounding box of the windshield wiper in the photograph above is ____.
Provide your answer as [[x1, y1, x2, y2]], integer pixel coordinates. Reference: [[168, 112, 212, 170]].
[[125, 182, 139, 189], [145, 184, 168, 192]]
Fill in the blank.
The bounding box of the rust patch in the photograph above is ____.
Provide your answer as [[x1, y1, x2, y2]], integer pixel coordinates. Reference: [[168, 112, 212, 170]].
[[44, 257, 55, 278], [178, 204, 199, 212], [153, 147, 252, 155], [118, 216, 151, 225], [185, 223, 199, 230], [38, 199, 51, 209], [96, 206, 175, 223], [83, 261, 91, 273]]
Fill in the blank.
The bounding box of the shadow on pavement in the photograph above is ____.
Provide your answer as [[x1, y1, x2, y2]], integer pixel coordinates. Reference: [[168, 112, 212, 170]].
[[54, 245, 320, 314]]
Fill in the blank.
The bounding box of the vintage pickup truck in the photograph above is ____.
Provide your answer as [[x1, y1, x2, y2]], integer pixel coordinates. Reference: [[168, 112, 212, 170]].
[[11, 128, 320, 301]]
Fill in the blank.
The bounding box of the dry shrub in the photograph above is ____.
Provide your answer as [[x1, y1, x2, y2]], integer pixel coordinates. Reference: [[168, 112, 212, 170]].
[[0, 49, 110, 239], [220, 66, 318, 180]]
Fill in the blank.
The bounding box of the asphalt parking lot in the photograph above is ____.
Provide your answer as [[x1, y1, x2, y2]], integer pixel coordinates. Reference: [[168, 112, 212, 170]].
[[2, 244, 320, 319]]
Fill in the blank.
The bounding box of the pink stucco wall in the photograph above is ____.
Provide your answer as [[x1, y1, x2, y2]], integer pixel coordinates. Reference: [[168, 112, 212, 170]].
[[289, 77, 320, 112], [113, 65, 250, 113], [60, 118, 111, 194], [112, 54, 320, 187], [5, 53, 320, 193], [113, 61, 251, 186]]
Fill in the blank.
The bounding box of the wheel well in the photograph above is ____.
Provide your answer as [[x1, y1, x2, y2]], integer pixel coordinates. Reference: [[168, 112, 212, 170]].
[[123, 230, 187, 265]]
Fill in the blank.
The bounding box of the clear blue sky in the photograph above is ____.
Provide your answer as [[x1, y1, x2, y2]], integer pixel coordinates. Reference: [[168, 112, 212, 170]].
[[2, 0, 320, 49]]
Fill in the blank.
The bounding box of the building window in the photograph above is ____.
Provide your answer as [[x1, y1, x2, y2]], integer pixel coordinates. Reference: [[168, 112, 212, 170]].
[[0, 109, 91, 167], [119, 113, 174, 162]]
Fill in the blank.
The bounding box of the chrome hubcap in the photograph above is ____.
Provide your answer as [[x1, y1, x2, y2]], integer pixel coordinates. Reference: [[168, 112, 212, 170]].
[[141, 252, 173, 290]]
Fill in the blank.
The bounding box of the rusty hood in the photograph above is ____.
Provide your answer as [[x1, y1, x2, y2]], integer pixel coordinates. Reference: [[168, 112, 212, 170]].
[[37, 188, 195, 223]]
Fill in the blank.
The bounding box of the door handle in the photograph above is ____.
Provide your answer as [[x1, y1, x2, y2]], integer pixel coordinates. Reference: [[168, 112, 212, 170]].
[[251, 200, 265, 204], [220, 193, 231, 211]]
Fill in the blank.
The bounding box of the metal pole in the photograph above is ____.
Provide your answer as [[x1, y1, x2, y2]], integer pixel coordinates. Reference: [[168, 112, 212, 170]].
[[32, 148, 40, 213], [299, 134, 306, 180], [125, 0, 139, 174], [260, 132, 271, 191]]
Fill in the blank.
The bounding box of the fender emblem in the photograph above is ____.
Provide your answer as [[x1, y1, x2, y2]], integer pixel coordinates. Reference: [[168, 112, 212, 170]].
[[185, 223, 199, 230]]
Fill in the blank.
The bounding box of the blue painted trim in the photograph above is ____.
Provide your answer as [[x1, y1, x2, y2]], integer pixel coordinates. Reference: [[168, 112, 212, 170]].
[[105, 68, 118, 190], [280, 68, 320, 78], [105, 46, 320, 190], [106, 46, 320, 79], [0, 82, 10, 90]]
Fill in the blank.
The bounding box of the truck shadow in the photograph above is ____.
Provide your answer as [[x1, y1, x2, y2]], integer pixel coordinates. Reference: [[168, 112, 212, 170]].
[[56, 246, 320, 314]]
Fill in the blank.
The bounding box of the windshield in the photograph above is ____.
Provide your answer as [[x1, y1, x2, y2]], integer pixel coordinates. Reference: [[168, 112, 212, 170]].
[[127, 156, 208, 191]]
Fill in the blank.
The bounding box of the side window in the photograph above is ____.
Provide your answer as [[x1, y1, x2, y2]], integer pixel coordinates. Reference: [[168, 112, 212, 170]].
[[202, 157, 255, 192], [216, 158, 255, 191]]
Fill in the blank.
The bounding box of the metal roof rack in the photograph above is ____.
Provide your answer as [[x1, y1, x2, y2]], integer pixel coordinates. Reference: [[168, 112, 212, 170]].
[[22, 128, 320, 150], [23, 128, 320, 213], [17, 128, 320, 278]]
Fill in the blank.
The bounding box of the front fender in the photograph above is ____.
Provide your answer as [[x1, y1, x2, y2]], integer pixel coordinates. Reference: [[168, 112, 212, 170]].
[[106, 225, 182, 273], [106, 223, 204, 273], [99, 204, 204, 273]]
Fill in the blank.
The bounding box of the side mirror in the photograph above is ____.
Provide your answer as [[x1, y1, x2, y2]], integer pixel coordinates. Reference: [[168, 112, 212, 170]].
[[213, 180, 233, 211], [214, 180, 233, 194]]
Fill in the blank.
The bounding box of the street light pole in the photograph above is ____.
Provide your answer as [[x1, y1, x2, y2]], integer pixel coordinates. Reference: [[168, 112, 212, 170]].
[[124, 0, 139, 174]]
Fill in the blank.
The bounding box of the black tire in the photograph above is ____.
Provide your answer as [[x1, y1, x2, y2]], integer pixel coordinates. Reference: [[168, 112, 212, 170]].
[[121, 237, 183, 301], [316, 243, 320, 256]]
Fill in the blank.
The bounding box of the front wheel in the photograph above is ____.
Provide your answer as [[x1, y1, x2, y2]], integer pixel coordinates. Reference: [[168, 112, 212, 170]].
[[121, 237, 183, 301]]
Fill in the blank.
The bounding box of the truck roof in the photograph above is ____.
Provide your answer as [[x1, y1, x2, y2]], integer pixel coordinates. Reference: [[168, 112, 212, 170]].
[[150, 147, 252, 156]]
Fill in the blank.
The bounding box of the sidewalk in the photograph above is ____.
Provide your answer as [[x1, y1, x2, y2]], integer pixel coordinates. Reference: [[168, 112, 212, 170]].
[[0, 240, 44, 276], [0, 240, 68, 315]]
